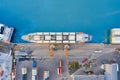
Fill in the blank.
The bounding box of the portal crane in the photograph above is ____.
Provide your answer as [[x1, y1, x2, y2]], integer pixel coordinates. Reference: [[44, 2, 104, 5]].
[[49, 45, 55, 57], [64, 45, 69, 58]]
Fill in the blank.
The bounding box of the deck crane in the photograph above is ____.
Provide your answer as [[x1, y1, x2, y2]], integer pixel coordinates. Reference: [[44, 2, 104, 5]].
[[49, 44, 55, 57]]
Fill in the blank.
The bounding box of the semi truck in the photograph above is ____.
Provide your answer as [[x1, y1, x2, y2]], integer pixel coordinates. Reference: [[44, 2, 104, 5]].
[[43, 71, 49, 80], [32, 60, 37, 80], [22, 67, 27, 80], [57, 60, 62, 75], [32, 68, 37, 80]]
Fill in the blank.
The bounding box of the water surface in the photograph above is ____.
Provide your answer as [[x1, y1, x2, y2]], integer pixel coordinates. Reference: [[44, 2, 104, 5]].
[[0, 0, 120, 43]]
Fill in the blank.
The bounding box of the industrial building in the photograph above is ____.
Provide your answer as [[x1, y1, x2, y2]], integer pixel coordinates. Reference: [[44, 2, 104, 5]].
[[104, 63, 118, 80], [71, 63, 119, 80], [71, 75, 104, 80], [0, 41, 12, 80]]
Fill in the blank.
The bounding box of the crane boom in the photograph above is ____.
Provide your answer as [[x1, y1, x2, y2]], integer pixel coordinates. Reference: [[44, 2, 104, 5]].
[[65, 46, 68, 58], [49, 45, 54, 57]]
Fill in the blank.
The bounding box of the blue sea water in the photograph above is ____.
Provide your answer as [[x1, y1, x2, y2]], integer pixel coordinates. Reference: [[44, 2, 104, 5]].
[[0, 0, 120, 43]]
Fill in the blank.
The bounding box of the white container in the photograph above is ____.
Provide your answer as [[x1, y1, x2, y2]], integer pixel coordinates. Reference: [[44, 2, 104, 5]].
[[43, 71, 49, 80], [32, 68, 37, 75], [22, 67, 27, 75]]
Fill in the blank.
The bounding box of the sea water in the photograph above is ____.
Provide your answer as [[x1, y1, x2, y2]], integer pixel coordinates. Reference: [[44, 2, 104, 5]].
[[0, 0, 120, 43]]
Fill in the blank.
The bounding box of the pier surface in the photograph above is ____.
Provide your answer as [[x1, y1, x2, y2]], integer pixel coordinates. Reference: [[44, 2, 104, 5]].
[[14, 43, 120, 80]]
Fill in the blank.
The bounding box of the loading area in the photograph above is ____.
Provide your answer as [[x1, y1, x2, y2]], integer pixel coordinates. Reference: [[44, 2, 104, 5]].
[[13, 43, 120, 80]]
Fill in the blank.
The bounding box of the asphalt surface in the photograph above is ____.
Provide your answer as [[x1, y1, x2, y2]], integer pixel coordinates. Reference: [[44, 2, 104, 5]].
[[14, 44, 120, 80], [15, 55, 69, 80]]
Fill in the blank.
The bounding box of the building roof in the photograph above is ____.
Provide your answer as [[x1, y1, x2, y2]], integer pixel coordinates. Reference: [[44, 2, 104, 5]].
[[0, 52, 12, 80], [0, 41, 12, 80], [104, 63, 118, 80], [111, 28, 120, 44], [71, 75, 104, 80]]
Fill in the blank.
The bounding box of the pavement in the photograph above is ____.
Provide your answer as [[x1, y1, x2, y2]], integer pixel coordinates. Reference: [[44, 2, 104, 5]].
[[15, 55, 69, 80], [14, 43, 120, 80]]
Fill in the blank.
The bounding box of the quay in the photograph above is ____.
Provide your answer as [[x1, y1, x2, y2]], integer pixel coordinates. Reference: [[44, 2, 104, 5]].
[[13, 43, 120, 51], [13, 43, 120, 59], [13, 43, 120, 80]]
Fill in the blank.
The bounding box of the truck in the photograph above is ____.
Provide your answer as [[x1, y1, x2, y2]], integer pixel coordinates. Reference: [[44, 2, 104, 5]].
[[11, 66, 16, 80], [32, 68, 37, 80], [57, 60, 62, 75], [22, 67, 27, 80], [43, 71, 49, 80], [32, 60, 37, 80], [11, 59, 16, 80]]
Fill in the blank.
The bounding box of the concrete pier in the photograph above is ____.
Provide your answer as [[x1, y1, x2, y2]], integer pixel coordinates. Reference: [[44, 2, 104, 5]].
[[13, 43, 120, 80]]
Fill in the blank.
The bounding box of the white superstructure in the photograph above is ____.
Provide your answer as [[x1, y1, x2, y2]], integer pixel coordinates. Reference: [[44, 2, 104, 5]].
[[22, 32, 92, 44]]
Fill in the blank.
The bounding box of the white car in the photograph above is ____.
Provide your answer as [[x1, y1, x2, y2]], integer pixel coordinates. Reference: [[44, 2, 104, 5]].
[[94, 49, 102, 53]]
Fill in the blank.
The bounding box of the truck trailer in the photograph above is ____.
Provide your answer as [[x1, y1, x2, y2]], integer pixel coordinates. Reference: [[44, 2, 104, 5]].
[[32, 60, 37, 80], [22, 67, 27, 80], [32, 68, 37, 80], [43, 71, 49, 80], [57, 60, 62, 75]]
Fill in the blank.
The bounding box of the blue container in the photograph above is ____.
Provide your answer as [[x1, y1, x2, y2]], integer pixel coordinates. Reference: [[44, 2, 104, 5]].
[[22, 75, 27, 80], [32, 61, 37, 67], [45, 77, 49, 80]]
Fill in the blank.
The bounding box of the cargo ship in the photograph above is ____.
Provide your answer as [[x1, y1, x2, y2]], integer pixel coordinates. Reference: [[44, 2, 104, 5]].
[[22, 32, 92, 44]]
